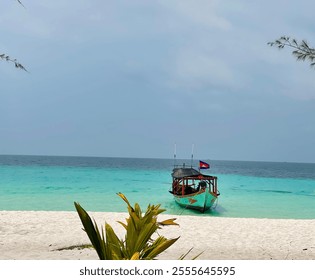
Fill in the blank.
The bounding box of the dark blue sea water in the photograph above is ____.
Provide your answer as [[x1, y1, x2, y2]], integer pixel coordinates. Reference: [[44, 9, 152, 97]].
[[0, 155, 314, 219]]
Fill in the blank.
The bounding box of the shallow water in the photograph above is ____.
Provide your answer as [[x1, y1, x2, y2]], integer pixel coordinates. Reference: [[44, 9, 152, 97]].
[[0, 155, 314, 219]]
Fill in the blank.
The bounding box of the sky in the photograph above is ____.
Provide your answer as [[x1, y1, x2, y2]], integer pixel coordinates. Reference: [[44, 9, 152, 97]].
[[1, 0, 315, 163]]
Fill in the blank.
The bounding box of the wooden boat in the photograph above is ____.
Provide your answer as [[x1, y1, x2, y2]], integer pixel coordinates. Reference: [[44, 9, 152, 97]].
[[170, 165, 219, 213]]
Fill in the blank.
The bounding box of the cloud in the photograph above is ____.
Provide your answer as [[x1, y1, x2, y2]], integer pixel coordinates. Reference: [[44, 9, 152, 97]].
[[167, 48, 237, 92], [279, 70, 315, 100], [158, 0, 231, 31], [2, 0, 315, 161]]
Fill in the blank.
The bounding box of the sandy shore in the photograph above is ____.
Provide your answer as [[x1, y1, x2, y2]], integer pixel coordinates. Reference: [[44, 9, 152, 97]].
[[0, 210, 314, 260]]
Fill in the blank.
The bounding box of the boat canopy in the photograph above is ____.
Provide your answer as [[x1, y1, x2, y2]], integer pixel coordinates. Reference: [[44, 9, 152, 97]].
[[172, 167, 201, 179]]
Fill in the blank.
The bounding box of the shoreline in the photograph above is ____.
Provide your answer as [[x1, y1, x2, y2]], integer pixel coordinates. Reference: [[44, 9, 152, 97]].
[[0, 210, 314, 260]]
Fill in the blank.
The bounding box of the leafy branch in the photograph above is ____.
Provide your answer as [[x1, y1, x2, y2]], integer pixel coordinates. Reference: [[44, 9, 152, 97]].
[[16, 0, 25, 8], [268, 36, 315, 68], [0, 0, 27, 71], [0, 54, 28, 72]]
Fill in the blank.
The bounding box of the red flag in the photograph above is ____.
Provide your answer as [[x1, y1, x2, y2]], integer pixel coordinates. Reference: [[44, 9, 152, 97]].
[[199, 160, 210, 169]]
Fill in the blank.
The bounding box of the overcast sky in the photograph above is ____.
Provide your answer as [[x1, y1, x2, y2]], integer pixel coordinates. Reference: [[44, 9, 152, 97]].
[[1, 0, 315, 162]]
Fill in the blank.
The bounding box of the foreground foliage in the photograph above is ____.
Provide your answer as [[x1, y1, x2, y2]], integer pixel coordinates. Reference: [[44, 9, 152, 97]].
[[268, 36, 315, 68], [0, 54, 27, 71], [1, 0, 27, 71], [75, 193, 179, 260]]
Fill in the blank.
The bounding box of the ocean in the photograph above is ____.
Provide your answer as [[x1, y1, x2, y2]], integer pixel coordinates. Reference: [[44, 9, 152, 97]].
[[0, 155, 314, 219]]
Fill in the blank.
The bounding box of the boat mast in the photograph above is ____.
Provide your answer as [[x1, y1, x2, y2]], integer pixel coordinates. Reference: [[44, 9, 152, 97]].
[[191, 143, 194, 167], [173, 143, 177, 167]]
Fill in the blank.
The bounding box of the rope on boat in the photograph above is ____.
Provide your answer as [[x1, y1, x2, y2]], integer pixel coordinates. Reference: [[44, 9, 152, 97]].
[[177, 202, 192, 216], [211, 197, 219, 210]]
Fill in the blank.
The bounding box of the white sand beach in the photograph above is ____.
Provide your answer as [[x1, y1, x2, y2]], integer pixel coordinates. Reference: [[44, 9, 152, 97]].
[[0, 211, 314, 260]]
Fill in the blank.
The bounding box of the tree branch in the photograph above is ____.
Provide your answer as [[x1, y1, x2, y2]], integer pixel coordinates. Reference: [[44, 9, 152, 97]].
[[16, 0, 25, 8], [0, 54, 28, 72], [0, 0, 27, 71], [268, 36, 315, 68]]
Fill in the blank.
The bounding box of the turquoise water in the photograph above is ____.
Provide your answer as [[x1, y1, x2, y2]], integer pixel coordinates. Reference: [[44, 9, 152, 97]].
[[0, 155, 314, 219]]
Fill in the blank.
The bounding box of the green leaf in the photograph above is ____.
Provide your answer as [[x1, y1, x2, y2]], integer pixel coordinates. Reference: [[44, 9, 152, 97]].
[[74, 202, 106, 259], [130, 252, 140, 260], [159, 218, 179, 226], [144, 237, 180, 259]]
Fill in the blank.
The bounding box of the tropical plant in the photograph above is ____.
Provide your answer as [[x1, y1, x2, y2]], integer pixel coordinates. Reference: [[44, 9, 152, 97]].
[[74, 192, 180, 260], [268, 36, 315, 68]]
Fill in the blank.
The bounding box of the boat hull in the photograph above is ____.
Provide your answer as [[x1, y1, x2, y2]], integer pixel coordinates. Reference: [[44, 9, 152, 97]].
[[173, 189, 217, 212]]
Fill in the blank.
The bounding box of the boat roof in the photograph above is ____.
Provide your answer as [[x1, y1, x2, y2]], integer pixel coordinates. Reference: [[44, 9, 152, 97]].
[[172, 167, 217, 180], [172, 167, 201, 179]]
